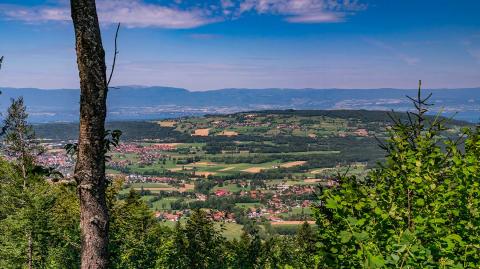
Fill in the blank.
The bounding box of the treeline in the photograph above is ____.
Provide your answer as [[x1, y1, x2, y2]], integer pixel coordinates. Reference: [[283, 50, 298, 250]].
[[33, 110, 471, 142], [167, 209, 318, 269], [34, 121, 190, 141], [238, 109, 471, 126]]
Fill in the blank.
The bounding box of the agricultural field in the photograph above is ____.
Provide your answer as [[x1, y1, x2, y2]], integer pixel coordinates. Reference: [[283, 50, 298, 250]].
[[38, 110, 469, 238]]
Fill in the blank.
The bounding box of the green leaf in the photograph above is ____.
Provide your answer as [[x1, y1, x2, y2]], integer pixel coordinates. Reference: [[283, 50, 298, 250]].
[[339, 231, 352, 243], [415, 198, 425, 206], [368, 254, 385, 268], [353, 231, 369, 242], [325, 198, 338, 209]]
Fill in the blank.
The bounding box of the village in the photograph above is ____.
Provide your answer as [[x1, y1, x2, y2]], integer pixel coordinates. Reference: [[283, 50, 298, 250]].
[[32, 139, 342, 227], [23, 111, 386, 232]]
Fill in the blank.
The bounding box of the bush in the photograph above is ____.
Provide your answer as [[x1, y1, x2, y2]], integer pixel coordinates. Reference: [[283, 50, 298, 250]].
[[313, 85, 480, 268]]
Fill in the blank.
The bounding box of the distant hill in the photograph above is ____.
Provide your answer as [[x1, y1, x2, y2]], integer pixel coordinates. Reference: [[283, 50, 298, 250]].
[[33, 109, 471, 142], [1, 86, 479, 122]]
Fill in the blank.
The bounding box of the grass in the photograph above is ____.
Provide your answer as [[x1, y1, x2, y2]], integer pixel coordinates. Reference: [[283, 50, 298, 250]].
[[157, 220, 244, 240], [235, 202, 263, 209], [212, 183, 250, 193], [140, 195, 156, 202], [217, 223, 244, 240], [278, 207, 313, 219], [151, 197, 179, 210], [130, 182, 171, 188]]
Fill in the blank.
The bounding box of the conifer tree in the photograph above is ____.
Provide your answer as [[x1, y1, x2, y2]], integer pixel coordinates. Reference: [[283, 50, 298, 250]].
[[1, 97, 41, 268], [1, 97, 41, 184], [0, 98, 80, 268]]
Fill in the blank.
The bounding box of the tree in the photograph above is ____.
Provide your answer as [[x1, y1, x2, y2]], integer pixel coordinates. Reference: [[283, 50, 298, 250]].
[[232, 227, 263, 269], [313, 82, 480, 268], [1, 97, 41, 185], [108, 188, 172, 268], [1, 97, 42, 268], [168, 209, 227, 269], [295, 221, 318, 268], [0, 99, 80, 268], [70, 0, 110, 267]]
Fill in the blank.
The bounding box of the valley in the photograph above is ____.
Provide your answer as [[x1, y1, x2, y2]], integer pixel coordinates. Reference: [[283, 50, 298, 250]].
[[34, 109, 468, 238]]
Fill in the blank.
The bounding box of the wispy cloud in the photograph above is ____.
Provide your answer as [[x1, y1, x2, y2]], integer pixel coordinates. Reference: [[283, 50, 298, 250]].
[[1, 0, 216, 29], [364, 38, 420, 65], [236, 0, 365, 23], [1, 4, 70, 23], [0, 0, 366, 28]]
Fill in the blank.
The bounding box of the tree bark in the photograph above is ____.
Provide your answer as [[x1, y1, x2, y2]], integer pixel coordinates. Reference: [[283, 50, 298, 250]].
[[70, 0, 109, 268]]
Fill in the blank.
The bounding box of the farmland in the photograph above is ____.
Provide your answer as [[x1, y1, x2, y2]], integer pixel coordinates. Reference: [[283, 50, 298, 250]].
[[35, 110, 468, 238]]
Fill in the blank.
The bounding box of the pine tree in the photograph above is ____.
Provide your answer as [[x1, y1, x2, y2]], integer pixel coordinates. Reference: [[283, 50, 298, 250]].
[[0, 98, 80, 268], [169, 209, 227, 269], [1, 97, 41, 185], [295, 221, 318, 268], [1, 97, 41, 268], [108, 189, 170, 268]]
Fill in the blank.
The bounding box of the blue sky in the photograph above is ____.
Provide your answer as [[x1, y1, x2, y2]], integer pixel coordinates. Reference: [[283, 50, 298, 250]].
[[0, 0, 479, 90]]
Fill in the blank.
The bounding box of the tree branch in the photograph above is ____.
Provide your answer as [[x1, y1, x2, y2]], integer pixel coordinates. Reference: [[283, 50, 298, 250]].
[[107, 23, 120, 87]]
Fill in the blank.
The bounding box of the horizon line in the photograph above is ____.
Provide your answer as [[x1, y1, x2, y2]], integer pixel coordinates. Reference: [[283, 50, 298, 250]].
[[2, 85, 480, 92]]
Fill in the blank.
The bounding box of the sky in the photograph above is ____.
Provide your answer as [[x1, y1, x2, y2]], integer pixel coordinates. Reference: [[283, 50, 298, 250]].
[[0, 0, 479, 91]]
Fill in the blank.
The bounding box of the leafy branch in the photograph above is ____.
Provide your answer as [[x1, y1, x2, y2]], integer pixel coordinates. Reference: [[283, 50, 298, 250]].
[[65, 129, 122, 161]]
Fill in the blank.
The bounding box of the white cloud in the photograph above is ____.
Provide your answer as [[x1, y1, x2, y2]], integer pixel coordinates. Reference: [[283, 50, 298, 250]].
[[0, 0, 366, 28], [96, 1, 216, 28], [1, 0, 216, 29], [236, 0, 365, 23], [286, 12, 344, 23], [2, 5, 70, 23]]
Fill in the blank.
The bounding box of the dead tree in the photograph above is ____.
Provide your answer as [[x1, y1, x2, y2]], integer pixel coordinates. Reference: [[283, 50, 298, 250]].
[[70, 0, 109, 268]]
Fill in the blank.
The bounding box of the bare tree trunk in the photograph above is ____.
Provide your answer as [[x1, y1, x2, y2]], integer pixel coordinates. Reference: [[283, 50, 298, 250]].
[[70, 0, 109, 268]]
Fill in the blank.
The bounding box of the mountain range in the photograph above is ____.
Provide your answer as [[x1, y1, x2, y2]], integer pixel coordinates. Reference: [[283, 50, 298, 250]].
[[0, 86, 479, 123]]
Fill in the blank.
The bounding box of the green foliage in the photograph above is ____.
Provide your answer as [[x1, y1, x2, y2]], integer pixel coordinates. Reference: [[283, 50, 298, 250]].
[[65, 129, 122, 161], [313, 84, 480, 268], [1, 97, 43, 176], [230, 227, 263, 268], [4, 81, 479, 268], [0, 97, 80, 268], [109, 188, 172, 269], [0, 159, 81, 268], [168, 209, 228, 269]]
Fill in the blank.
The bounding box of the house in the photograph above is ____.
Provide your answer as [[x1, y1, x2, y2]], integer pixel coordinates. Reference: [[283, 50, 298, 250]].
[[214, 189, 231, 197]]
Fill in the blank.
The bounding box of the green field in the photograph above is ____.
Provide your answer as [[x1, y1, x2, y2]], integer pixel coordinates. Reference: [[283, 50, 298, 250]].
[[151, 197, 179, 210]]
